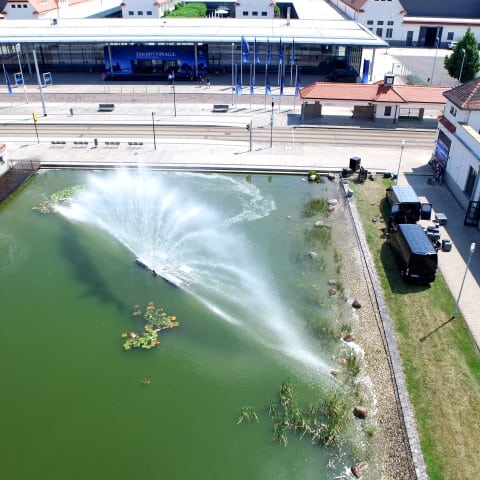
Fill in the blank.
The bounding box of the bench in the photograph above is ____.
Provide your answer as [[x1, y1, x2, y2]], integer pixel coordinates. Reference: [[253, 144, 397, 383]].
[[50, 141, 66, 147], [128, 141, 144, 147], [98, 103, 115, 112], [212, 104, 229, 113], [105, 141, 120, 147]]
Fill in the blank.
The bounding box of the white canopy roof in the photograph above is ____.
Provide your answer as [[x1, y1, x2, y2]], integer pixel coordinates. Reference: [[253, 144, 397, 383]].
[[0, 18, 387, 47]]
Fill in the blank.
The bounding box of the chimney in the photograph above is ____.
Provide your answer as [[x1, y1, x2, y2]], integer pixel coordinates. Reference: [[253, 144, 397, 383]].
[[384, 73, 394, 86]]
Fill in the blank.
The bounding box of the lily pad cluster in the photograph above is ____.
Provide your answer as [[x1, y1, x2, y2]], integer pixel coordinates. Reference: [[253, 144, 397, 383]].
[[122, 302, 179, 351], [32, 185, 83, 214]]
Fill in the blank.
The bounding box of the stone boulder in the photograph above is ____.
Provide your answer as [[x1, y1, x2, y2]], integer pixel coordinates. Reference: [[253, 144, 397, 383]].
[[353, 406, 368, 419]]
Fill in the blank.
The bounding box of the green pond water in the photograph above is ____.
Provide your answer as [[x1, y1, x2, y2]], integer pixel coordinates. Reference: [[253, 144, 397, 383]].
[[0, 170, 364, 480]]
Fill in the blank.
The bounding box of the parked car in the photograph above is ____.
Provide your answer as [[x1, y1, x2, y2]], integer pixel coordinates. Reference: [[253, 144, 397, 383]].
[[388, 223, 438, 284], [448, 41, 458, 50], [386, 185, 432, 226]]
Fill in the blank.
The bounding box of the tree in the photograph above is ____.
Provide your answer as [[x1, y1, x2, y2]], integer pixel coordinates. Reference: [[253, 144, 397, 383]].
[[444, 28, 480, 83]]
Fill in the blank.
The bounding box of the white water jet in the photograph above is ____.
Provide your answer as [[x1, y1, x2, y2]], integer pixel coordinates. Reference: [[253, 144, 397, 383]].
[[58, 169, 328, 372]]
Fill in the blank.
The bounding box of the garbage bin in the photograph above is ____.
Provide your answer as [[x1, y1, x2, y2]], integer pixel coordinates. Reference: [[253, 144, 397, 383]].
[[349, 156, 361, 172]]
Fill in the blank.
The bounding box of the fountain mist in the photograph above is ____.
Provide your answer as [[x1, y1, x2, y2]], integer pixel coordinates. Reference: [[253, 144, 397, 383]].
[[58, 169, 328, 372]]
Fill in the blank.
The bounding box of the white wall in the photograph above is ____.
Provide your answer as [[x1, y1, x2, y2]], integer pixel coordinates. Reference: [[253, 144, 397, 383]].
[[235, 0, 273, 19], [5, 0, 122, 19], [122, 0, 179, 18]]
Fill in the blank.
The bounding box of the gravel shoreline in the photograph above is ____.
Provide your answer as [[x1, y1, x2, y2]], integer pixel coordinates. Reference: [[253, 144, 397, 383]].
[[335, 183, 417, 480]]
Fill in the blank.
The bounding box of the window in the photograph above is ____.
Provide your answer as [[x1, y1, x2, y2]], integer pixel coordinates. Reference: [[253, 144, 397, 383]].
[[367, 20, 373, 25], [137, 10, 143, 15], [147, 10, 152, 15], [387, 20, 394, 25], [384, 106, 392, 116], [377, 20, 384, 25], [465, 166, 477, 197], [261, 11, 267, 16], [252, 11, 258, 16], [128, 10, 134, 15], [23, 3, 28, 6], [12, 4, 16, 7], [243, 11, 248, 16], [386, 28, 393, 38], [447, 32, 454, 40], [376, 28, 383, 37], [450, 105, 457, 116]]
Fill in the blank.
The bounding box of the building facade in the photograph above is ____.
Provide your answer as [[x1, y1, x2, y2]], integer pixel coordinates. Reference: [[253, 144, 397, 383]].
[[329, 0, 480, 48], [1, 0, 122, 19], [434, 78, 480, 226]]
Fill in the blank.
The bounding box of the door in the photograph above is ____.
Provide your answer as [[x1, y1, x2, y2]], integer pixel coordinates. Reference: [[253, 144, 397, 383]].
[[464, 201, 480, 226]]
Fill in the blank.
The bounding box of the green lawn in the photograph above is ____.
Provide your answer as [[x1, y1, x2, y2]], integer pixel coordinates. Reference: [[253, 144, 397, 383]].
[[351, 178, 480, 480]]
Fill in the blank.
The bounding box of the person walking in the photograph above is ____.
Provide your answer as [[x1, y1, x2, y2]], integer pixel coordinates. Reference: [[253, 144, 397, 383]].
[[206, 77, 211, 89]]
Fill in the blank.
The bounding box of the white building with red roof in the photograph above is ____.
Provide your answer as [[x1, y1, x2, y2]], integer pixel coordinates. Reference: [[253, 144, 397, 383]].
[[434, 78, 480, 226]]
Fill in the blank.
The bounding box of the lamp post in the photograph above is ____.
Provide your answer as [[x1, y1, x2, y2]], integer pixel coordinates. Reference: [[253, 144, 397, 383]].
[[451, 242, 476, 319], [270, 97, 275, 148], [395, 140, 406, 184], [151, 112, 156, 150], [15, 43, 28, 104], [429, 36, 440, 85], [457, 48, 466, 86]]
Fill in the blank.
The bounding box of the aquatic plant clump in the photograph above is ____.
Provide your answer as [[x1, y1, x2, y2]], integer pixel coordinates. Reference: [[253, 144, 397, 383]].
[[268, 381, 352, 448], [302, 198, 330, 218], [122, 302, 179, 351], [32, 185, 84, 214]]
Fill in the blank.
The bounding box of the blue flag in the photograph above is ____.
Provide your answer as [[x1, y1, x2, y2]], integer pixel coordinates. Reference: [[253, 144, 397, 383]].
[[254, 38, 260, 64], [295, 69, 301, 97], [290, 39, 295, 65], [280, 68, 285, 96], [265, 73, 271, 96], [236, 66, 242, 95], [241, 37, 249, 63], [266, 39, 271, 65], [278, 39, 283, 66], [250, 66, 255, 96], [3, 64, 13, 96]]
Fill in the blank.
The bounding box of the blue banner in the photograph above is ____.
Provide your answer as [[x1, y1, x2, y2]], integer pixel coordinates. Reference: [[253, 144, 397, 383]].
[[3, 64, 13, 96], [241, 37, 249, 63], [266, 40, 271, 65], [278, 39, 283, 66], [280, 67, 285, 96], [254, 38, 260, 64], [295, 69, 301, 97], [290, 39, 295, 65], [250, 66, 255, 96], [361, 59, 370, 83], [265, 73, 271, 96], [236, 66, 242, 95]]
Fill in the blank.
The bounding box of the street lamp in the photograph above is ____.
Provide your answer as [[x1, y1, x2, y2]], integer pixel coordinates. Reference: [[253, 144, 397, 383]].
[[429, 36, 440, 85], [151, 112, 156, 150], [451, 242, 476, 319], [270, 97, 275, 148], [15, 43, 28, 104], [395, 140, 406, 184], [457, 48, 466, 86]]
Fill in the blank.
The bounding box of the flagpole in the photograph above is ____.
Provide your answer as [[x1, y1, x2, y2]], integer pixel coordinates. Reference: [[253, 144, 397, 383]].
[[294, 65, 298, 110], [264, 63, 267, 109], [231, 42, 234, 105], [249, 64, 252, 109]]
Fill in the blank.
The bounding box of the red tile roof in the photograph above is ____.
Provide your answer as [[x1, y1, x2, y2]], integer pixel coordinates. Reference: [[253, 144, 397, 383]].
[[443, 78, 480, 110], [336, 0, 368, 12], [300, 81, 448, 105], [438, 115, 456, 133]]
